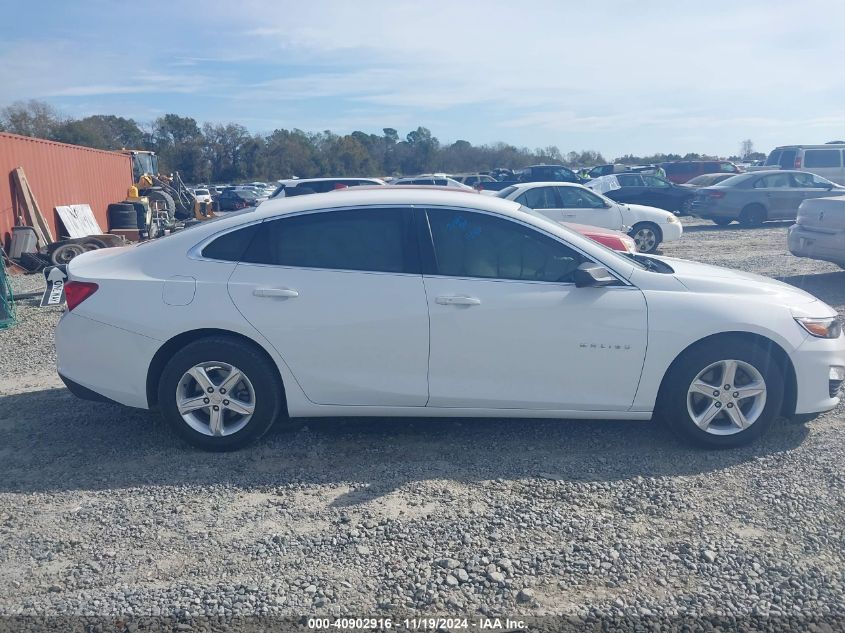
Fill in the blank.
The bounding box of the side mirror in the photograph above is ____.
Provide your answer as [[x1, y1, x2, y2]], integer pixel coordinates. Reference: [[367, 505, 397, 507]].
[[574, 262, 617, 288]]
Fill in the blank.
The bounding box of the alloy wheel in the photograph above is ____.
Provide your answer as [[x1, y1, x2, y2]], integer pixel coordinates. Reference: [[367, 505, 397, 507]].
[[686, 359, 767, 435], [176, 361, 256, 437], [633, 227, 657, 252]]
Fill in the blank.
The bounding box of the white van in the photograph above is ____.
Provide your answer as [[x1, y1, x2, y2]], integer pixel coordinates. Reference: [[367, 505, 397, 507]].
[[759, 144, 845, 184]]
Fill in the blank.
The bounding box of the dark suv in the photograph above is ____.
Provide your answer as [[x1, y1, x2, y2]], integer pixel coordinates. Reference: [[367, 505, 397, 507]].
[[660, 160, 740, 184]]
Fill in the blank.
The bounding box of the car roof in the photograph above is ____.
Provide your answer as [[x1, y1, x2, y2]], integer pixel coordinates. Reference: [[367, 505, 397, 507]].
[[502, 181, 587, 190], [253, 187, 520, 218], [279, 177, 386, 185]]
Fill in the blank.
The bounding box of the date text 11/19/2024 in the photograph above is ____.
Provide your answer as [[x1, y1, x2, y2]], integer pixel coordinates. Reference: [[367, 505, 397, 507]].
[[308, 617, 528, 630]]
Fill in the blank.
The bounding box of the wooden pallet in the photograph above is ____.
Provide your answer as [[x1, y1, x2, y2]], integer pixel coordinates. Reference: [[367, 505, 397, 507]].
[[11, 167, 54, 247]]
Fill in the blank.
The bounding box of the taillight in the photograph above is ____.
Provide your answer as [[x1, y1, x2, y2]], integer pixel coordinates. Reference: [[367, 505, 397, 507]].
[[707, 190, 726, 199], [65, 281, 98, 311], [794, 156, 802, 168]]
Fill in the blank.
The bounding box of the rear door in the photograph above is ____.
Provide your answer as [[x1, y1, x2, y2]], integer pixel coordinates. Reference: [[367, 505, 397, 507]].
[[752, 173, 797, 219], [612, 174, 647, 205], [420, 207, 648, 410], [227, 206, 430, 406], [513, 186, 564, 220]]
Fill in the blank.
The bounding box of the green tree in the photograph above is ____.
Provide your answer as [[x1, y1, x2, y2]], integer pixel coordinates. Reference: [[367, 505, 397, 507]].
[[0, 100, 63, 139]]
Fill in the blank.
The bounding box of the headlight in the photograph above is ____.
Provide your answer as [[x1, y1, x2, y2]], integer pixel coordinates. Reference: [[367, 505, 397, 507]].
[[666, 215, 679, 223], [795, 316, 843, 339]]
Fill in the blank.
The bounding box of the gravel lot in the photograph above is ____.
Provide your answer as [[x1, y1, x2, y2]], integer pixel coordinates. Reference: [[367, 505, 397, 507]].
[[2, 219, 845, 630]]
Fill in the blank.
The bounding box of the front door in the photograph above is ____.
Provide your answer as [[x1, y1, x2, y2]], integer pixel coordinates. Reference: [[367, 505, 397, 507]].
[[227, 206, 430, 407], [421, 207, 648, 411]]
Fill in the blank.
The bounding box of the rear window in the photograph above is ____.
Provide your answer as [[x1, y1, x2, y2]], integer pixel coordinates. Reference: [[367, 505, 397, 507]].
[[202, 223, 262, 261], [804, 149, 842, 168], [496, 186, 519, 198]]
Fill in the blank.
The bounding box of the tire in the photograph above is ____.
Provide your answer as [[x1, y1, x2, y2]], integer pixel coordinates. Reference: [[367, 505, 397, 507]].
[[157, 336, 285, 451], [629, 222, 662, 253], [143, 190, 177, 223], [739, 204, 767, 227], [50, 243, 86, 265], [679, 197, 694, 216], [658, 338, 784, 448], [81, 237, 108, 249], [107, 203, 138, 230], [712, 217, 733, 226]]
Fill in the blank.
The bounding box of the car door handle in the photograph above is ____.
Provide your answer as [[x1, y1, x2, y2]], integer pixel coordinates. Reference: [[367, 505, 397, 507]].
[[563, 213, 576, 218], [253, 287, 299, 298], [435, 295, 481, 306]]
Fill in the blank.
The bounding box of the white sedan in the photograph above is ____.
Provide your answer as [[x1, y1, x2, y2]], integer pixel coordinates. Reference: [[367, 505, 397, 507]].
[[495, 182, 682, 253], [55, 188, 844, 450]]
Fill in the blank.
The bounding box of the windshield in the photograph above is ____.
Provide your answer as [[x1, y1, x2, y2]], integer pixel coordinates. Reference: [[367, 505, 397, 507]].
[[131, 153, 157, 180], [496, 185, 519, 198]]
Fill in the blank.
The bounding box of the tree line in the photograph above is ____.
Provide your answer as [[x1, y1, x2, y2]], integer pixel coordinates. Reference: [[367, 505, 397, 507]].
[[1, 100, 731, 183]]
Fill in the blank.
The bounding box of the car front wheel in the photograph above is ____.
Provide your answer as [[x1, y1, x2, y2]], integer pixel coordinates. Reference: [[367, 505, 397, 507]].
[[659, 339, 784, 448], [157, 336, 284, 450], [629, 222, 662, 253]]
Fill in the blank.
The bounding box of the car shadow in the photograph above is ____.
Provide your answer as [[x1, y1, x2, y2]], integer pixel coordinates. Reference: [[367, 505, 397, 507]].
[[778, 271, 845, 307], [682, 220, 794, 233], [0, 386, 811, 504]]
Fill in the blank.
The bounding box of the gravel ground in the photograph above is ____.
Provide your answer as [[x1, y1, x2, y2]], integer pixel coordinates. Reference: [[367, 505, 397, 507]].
[[1, 219, 845, 630]]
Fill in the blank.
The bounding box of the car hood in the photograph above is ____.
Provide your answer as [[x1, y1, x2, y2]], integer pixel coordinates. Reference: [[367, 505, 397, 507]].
[[656, 256, 828, 312]]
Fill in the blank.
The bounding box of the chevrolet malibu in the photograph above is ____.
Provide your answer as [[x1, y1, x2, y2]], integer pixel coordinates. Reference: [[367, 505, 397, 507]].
[[55, 189, 845, 450]]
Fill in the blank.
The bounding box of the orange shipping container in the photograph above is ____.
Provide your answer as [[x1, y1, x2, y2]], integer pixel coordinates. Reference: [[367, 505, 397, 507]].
[[0, 132, 133, 252]]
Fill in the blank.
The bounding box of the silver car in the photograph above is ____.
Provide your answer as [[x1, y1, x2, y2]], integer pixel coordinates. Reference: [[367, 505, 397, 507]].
[[689, 170, 845, 226], [789, 196, 845, 268]]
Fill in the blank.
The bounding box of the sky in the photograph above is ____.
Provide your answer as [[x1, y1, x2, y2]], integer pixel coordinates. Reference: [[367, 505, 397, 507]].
[[1, 0, 844, 159]]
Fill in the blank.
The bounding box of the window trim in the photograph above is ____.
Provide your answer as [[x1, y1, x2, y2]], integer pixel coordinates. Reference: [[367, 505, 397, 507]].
[[418, 205, 632, 287]]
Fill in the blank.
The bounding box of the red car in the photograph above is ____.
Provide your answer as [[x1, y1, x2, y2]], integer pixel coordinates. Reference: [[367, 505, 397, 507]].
[[565, 222, 637, 253]]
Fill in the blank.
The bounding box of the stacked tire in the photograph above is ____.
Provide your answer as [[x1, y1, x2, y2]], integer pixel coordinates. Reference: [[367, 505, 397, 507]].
[[108, 203, 140, 231]]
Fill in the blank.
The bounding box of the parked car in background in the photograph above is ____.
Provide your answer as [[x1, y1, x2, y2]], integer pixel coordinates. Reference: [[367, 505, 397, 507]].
[[689, 170, 845, 226], [215, 189, 260, 211], [788, 196, 845, 268], [393, 175, 473, 189], [755, 144, 845, 185], [452, 174, 498, 187], [565, 223, 637, 253], [56, 187, 845, 451], [682, 173, 738, 188], [587, 173, 694, 215], [661, 160, 740, 184], [587, 164, 663, 179], [496, 182, 682, 252], [475, 164, 584, 192], [193, 188, 212, 203], [271, 178, 386, 198]]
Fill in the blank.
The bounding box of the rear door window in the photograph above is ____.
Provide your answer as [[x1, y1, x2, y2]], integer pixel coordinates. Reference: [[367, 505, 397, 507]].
[[241, 207, 417, 273], [754, 174, 792, 188], [803, 150, 842, 168], [514, 186, 558, 209], [616, 174, 644, 187]]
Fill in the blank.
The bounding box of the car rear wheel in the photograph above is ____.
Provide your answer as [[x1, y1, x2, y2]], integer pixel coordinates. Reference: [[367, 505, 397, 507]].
[[658, 339, 784, 448], [157, 337, 284, 450], [739, 204, 767, 227], [629, 222, 662, 253], [712, 217, 733, 226]]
